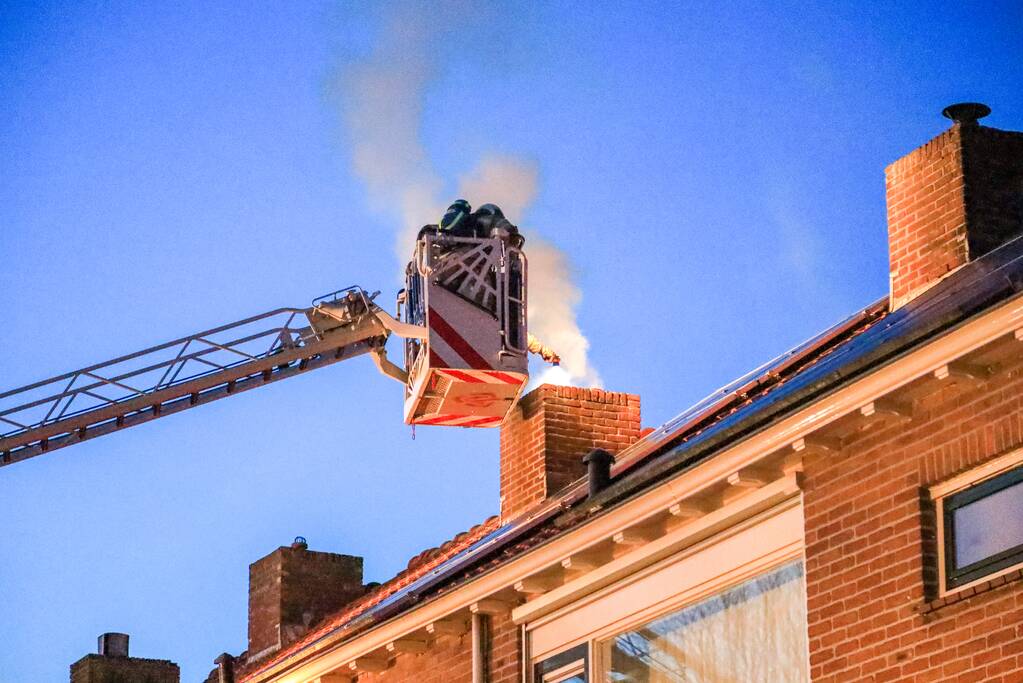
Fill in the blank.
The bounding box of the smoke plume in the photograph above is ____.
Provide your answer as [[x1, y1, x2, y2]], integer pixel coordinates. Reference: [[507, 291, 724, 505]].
[[338, 2, 601, 387]]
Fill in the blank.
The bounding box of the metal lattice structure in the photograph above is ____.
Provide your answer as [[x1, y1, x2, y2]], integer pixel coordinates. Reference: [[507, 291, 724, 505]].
[[0, 288, 390, 468]]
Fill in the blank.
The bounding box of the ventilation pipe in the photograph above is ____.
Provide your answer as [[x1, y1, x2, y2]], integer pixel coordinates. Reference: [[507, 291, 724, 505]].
[[583, 448, 615, 498]]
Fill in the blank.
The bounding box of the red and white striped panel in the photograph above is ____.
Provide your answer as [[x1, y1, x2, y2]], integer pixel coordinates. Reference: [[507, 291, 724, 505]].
[[408, 368, 527, 428], [425, 286, 527, 375]]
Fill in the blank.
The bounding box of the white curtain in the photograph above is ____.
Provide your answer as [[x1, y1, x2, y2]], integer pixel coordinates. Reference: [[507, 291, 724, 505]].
[[600, 561, 808, 683]]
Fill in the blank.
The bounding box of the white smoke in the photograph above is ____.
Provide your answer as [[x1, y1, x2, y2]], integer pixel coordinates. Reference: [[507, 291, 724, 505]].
[[338, 2, 601, 387]]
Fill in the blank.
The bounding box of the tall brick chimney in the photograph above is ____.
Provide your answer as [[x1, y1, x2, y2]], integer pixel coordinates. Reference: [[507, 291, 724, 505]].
[[499, 385, 641, 521], [70, 633, 179, 683], [247, 538, 364, 661], [886, 103, 1023, 308]]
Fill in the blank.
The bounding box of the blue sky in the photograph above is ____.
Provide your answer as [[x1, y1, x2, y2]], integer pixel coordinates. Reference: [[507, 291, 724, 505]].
[[1, 2, 1021, 681]]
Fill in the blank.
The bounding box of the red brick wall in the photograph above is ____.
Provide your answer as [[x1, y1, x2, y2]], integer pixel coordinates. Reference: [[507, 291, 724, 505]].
[[960, 125, 1023, 256], [70, 654, 180, 683], [248, 546, 364, 659], [803, 355, 1023, 681], [886, 123, 1023, 306], [499, 385, 641, 521], [354, 612, 520, 683], [885, 125, 969, 306]]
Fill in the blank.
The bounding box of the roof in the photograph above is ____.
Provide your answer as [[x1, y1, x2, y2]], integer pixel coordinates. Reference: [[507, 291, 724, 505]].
[[243, 233, 1023, 681]]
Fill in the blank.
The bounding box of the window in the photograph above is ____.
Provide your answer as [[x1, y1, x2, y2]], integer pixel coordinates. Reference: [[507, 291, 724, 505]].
[[535, 644, 587, 683], [597, 561, 808, 682], [942, 464, 1023, 590]]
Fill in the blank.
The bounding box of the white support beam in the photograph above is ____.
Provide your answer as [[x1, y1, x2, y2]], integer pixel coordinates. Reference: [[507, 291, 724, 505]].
[[348, 656, 389, 673], [722, 467, 774, 505], [386, 637, 428, 654], [859, 398, 912, 424], [311, 674, 352, 683], [514, 574, 561, 595], [791, 435, 842, 456], [560, 546, 613, 576], [612, 523, 662, 548], [560, 555, 597, 574], [668, 500, 711, 520], [470, 598, 514, 616], [726, 468, 772, 489], [426, 618, 469, 638], [779, 451, 804, 476], [933, 360, 988, 384]]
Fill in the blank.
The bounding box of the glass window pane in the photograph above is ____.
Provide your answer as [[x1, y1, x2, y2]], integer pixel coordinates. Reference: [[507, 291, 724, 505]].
[[601, 562, 808, 683], [953, 479, 1023, 568]]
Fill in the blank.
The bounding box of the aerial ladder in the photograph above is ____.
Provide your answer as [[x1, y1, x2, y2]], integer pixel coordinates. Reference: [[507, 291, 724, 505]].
[[0, 202, 559, 469]]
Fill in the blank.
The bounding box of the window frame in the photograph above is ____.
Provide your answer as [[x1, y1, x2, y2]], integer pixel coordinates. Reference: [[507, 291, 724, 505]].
[[592, 559, 809, 682], [931, 448, 1023, 596], [533, 643, 588, 683], [942, 465, 1023, 589]]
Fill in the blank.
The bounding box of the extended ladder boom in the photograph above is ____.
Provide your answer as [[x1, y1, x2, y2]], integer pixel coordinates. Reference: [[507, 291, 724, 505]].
[[0, 287, 416, 469]]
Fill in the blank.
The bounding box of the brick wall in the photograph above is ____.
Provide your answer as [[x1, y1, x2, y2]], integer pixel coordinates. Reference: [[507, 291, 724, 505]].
[[499, 385, 641, 521], [802, 354, 1023, 681], [70, 654, 179, 683], [353, 611, 520, 683], [886, 122, 1023, 307], [248, 544, 364, 660], [960, 125, 1023, 256]]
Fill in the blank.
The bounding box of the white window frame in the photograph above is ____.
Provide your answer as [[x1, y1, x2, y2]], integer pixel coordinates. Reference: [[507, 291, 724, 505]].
[[527, 497, 805, 667], [589, 557, 808, 679], [540, 658, 585, 682], [929, 446, 1023, 598]]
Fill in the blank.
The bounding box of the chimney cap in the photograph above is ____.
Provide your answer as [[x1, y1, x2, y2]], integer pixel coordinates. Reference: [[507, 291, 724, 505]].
[[98, 632, 129, 657], [942, 102, 991, 126], [291, 536, 308, 550]]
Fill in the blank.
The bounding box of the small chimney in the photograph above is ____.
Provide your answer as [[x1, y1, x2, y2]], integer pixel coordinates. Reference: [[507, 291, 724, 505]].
[[71, 634, 179, 683], [214, 653, 235, 683], [886, 103, 1023, 308], [248, 541, 365, 660], [499, 385, 641, 521], [98, 632, 129, 657]]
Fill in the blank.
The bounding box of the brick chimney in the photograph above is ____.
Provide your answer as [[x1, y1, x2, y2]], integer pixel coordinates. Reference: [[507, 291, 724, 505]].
[[70, 633, 179, 683], [499, 385, 641, 521], [247, 538, 364, 661], [886, 103, 1023, 308]]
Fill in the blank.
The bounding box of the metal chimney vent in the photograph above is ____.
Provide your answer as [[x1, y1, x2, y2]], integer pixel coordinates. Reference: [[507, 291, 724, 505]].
[[942, 102, 991, 126], [98, 632, 129, 657]]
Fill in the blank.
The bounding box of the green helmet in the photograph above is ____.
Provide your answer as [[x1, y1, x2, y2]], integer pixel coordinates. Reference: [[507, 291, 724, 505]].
[[440, 199, 471, 231]]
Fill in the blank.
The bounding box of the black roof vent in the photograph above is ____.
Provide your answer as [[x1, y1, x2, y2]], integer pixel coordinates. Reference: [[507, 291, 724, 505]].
[[583, 449, 615, 498], [942, 102, 991, 126]]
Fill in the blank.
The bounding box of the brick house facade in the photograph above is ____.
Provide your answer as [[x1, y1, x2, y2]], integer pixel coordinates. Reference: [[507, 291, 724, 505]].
[[187, 106, 1023, 683]]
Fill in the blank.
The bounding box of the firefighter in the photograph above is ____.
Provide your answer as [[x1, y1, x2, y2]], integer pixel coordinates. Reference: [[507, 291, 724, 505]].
[[473, 203, 524, 247], [439, 199, 473, 236]]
